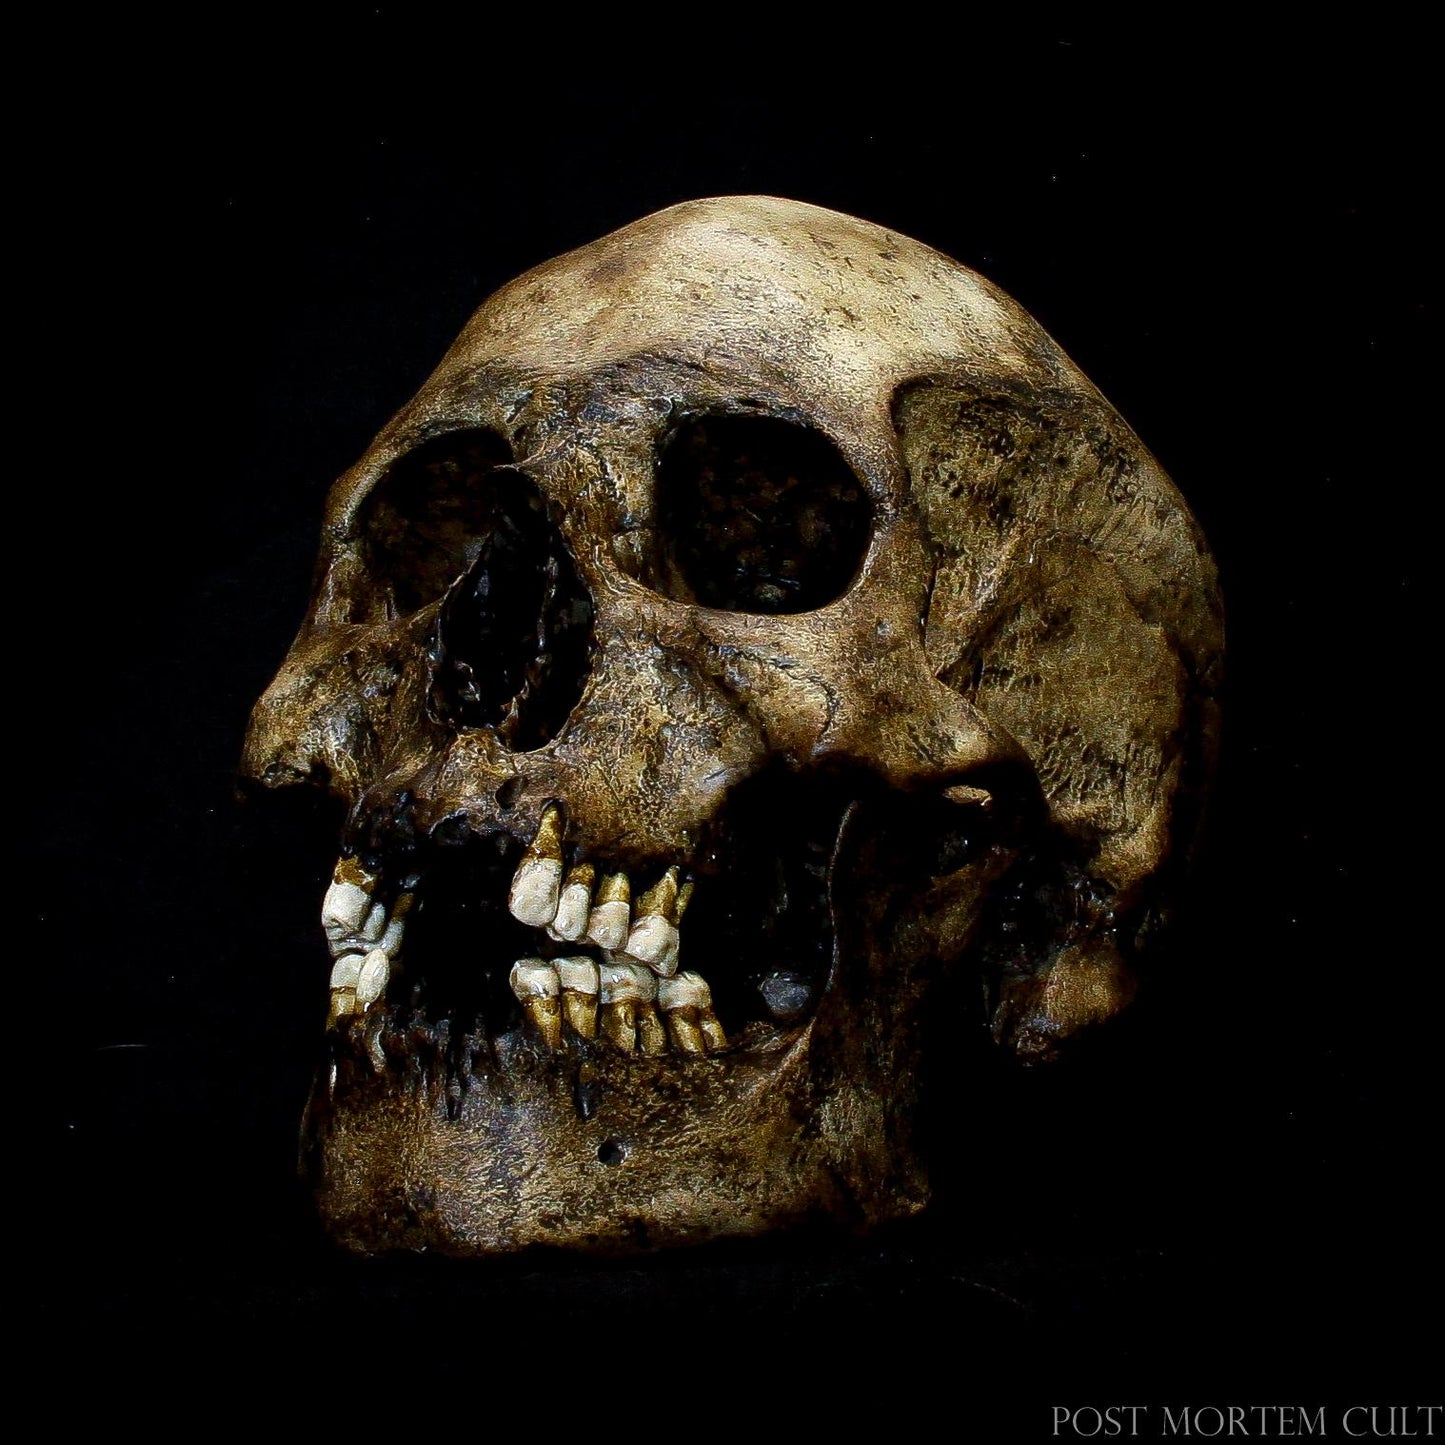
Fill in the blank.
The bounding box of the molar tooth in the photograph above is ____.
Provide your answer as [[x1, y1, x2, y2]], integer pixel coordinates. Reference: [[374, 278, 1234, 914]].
[[586, 871, 631, 951], [657, 971, 726, 1054], [322, 856, 375, 943], [509, 957, 563, 1050], [356, 948, 391, 1008], [599, 955, 655, 1052], [554, 955, 599, 1039], [550, 863, 595, 942], [508, 804, 566, 927], [625, 867, 681, 975]]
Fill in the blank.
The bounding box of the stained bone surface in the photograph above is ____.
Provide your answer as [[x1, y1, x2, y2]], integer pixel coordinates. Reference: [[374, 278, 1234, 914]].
[[242, 196, 1222, 1256]]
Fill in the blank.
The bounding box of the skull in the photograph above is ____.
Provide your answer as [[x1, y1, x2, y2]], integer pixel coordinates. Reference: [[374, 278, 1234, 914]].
[[242, 197, 1221, 1255]]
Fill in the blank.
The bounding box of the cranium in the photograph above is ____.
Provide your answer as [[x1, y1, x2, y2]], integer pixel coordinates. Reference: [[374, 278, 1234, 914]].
[[242, 196, 1221, 1255]]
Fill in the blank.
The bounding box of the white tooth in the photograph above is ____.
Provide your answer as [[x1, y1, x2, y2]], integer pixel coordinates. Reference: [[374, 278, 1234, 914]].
[[552, 881, 593, 941], [356, 949, 391, 1007], [599, 957, 656, 1005], [587, 901, 630, 951], [358, 900, 388, 945], [509, 958, 560, 999], [508, 858, 563, 927], [329, 953, 366, 991], [322, 870, 373, 936], [625, 916, 680, 974], [554, 956, 600, 995], [379, 917, 406, 958], [657, 972, 711, 1012]]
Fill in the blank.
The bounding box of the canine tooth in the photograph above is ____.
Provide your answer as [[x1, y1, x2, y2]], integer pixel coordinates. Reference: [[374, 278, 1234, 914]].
[[510, 957, 563, 1049], [550, 863, 595, 941], [508, 805, 565, 927], [329, 952, 366, 991], [587, 871, 631, 951], [599, 956, 655, 1052], [625, 867, 681, 975], [555, 955, 599, 1039], [356, 948, 391, 1007]]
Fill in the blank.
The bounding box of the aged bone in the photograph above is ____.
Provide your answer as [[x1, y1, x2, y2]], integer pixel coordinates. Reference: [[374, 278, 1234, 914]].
[[242, 196, 1221, 1255]]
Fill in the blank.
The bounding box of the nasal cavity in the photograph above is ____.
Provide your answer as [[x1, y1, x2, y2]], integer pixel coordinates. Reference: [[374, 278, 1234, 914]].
[[428, 468, 594, 751]]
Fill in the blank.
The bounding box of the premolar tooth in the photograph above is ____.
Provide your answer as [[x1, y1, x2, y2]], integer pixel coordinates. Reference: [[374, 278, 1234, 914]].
[[508, 804, 565, 927], [586, 871, 631, 951], [550, 863, 595, 941], [657, 971, 726, 1054], [356, 948, 391, 1007], [510, 957, 563, 1050], [555, 955, 600, 1039], [625, 867, 681, 975], [322, 856, 375, 944], [599, 956, 655, 1052]]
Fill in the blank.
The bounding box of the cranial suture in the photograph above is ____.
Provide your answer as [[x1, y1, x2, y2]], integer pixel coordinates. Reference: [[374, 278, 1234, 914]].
[[242, 197, 1222, 1255]]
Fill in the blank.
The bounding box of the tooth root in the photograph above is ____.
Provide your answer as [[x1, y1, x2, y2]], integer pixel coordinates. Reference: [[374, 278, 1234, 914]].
[[510, 957, 563, 1049], [636, 1005, 667, 1056], [356, 948, 391, 1008], [601, 1000, 637, 1052], [555, 956, 600, 1040], [551, 862, 595, 941], [586, 872, 631, 950], [664, 1007, 705, 1055], [328, 987, 359, 1026], [699, 1012, 728, 1052], [625, 867, 682, 974], [508, 805, 566, 927]]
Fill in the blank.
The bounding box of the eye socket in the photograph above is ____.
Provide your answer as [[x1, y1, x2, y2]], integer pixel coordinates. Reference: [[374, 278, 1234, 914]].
[[651, 415, 872, 614], [361, 429, 514, 615]]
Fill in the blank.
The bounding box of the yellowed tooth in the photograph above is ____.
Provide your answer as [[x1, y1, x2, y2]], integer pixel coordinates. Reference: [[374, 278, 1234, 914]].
[[549, 862, 595, 942], [327, 987, 359, 1027], [637, 1004, 667, 1055], [356, 948, 391, 1007], [555, 955, 599, 1040], [658, 971, 726, 1053], [508, 804, 566, 927], [586, 871, 631, 951], [625, 867, 681, 975], [599, 956, 654, 1052], [509, 957, 563, 1050]]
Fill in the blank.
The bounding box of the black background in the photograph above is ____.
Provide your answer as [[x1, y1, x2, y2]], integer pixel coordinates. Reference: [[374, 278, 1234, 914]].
[[38, 18, 1434, 1432]]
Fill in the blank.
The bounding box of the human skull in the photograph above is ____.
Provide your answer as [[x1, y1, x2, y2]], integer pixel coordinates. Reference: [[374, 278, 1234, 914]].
[[242, 196, 1221, 1255]]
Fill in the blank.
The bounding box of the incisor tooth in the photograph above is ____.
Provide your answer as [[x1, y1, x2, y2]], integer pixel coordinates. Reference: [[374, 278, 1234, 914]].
[[358, 900, 388, 945], [550, 862, 595, 941], [356, 948, 391, 1007], [510, 957, 563, 1049], [625, 867, 681, 974], [587, 871, 631, 951], [378, 893, 413, 959], [322, 857, 375, 942], [329, 953, 366, 991], [555, 954, 599, 1039]]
